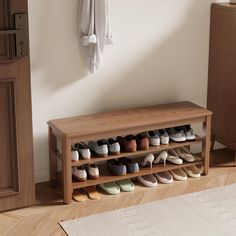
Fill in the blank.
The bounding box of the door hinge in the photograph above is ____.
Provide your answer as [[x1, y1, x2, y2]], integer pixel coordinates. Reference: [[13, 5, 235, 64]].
[[15, 14, 28, 57], [0, 13, 28, 57]]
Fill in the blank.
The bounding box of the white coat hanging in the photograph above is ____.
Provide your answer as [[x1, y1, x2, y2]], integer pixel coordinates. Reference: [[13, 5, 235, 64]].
[[79, 0, 113, 73]]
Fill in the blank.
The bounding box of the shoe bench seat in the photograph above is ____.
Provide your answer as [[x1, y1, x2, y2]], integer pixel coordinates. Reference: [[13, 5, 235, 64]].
[[48, 101, 212, 204]]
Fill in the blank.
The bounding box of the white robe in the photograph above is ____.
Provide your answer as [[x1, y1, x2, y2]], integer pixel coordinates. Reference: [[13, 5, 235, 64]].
[[79, 0, 113, 73]]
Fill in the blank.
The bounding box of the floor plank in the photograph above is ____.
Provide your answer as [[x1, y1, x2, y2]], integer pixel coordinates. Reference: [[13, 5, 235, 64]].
[[1, 148, 236, 236]]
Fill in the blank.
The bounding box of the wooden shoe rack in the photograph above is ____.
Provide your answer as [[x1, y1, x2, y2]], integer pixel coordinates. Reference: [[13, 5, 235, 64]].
[[48, 101, 212, 204]]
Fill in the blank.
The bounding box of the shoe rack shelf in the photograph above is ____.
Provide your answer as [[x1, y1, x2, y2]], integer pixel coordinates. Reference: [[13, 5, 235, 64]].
[[48, 101, 212, 204], [70, 157, 202, 189], [65, 135, 203, 167]]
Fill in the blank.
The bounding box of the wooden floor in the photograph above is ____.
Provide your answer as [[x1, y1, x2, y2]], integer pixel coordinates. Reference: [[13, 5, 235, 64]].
[[1, 148, 236, 236]]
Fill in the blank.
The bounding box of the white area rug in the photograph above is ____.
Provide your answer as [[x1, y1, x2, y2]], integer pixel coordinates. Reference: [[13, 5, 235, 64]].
[[60, 184, 236, 236]]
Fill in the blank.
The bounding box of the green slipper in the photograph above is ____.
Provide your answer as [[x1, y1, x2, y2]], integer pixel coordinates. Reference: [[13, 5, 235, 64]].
[[116, 179, 135, 192], [98, 182, 120, 195]]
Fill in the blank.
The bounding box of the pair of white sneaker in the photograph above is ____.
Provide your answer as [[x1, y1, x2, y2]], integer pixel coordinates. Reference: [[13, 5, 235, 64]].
[[71, 142, 91, 161], [167, 125, 196, 143], [72, 164, 99, 182], [147, 130, 169, 146]]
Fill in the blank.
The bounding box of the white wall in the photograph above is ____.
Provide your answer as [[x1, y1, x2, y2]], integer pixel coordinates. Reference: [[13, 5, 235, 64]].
[[29, 0, 215, 183]]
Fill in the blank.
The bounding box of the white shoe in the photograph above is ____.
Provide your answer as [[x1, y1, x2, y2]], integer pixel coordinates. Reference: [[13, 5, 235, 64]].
[[183, 125, 196, 141], [158, 129, 169, 144], [72, 166, 87, 181], [183, 165, 201, 178], [141, 153, 154, 169], [71, 146, 79, 161], [167, 127, 186, 142], [175, 147, 195, 163], [107, 138, 120, 154], [154, 171, 173, 184], [73, 142, 91, 159], [170, 168, 187, 181], [88, 140, 108, 157], [137, 174, 158, 187], [153, 151, 168, 166], [78, 142, 91, 159], [147, 131, 160, 146], [87, 164, 99, 179], [167, 149, 183, 165]]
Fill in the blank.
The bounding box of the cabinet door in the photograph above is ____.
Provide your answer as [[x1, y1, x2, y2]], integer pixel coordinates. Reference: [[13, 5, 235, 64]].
[[0, 0, 34, 211], [208, 5, 236, 148]]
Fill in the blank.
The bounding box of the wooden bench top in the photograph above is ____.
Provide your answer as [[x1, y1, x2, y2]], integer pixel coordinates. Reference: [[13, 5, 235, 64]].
[[48, 101, 212, 140]]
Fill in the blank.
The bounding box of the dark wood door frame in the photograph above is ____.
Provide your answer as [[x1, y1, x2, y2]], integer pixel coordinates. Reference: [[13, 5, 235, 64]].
[[0, 0, 34, 212]]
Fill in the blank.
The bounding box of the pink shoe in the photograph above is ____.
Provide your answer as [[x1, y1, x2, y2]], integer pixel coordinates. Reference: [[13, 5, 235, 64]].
[[137, 174, 158, 187]]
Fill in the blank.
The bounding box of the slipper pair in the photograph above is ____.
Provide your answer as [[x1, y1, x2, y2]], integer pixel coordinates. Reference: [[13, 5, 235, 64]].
[[98, 179, 135, 195], [169, 165, 201, 181], [73, 185, 101, 202]]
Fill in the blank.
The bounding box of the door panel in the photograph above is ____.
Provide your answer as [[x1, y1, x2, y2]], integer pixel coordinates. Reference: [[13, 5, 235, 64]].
[[0, 0, 11, 60], [208, 6, 236, 147], [0, 79, 18, 195], [0, 0, 34, 211]]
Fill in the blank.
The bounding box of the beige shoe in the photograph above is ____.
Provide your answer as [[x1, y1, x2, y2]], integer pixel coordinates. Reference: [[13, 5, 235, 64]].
[[153, 151, 168, 166], [175, 147, 195, 163], [183, 165, 201, 178], [167, 149, 183, 165], [170, 168, 187, 181], [73, 191, 87, 202], [83, 186, 101, 200]]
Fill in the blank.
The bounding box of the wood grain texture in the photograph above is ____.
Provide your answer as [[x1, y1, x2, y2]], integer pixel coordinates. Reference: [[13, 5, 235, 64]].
[[202, 115, 211, 175], [0, 0, 34, 211], [208, 3, 236, 151], [61, 137, 72, 204], [0, 0, 11, 60], [48, 101, 212, 141], [212, 3, 236, 10], [48, 101, 212, 204], [0, 149, 234, 236], [0, 81, 15, 190], [71, 158, 202, 189], [68, 136, 204, 167], [49, 127, 58, 188]]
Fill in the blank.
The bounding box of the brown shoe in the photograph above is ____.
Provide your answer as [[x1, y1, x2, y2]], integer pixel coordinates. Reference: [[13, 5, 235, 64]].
[[136, 133, 149, 150], [117, 135, 137, 152]]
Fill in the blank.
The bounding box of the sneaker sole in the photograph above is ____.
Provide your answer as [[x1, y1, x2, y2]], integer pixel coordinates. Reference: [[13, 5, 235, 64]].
[[88, 175, 100, 179], [109, 151, 120, 155], [170, 139, 187, 143], [72, 175, 87, 182], [94, 153, 108, 157]]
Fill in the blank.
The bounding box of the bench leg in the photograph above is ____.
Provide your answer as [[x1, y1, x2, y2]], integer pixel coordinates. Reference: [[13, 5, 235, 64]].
[[202, 115, 211, 175], [210, 133, 216, 152], [49, 127, 58, 188], [61, 137, 72, 204], [234, 150, 236, 167]]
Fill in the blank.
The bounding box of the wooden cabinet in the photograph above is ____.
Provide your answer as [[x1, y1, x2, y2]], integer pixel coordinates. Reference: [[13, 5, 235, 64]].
[[208, 3, 236, 155]]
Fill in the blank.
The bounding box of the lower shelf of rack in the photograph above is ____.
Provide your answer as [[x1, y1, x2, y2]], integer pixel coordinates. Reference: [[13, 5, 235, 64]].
[[71, 157, 202, 189]]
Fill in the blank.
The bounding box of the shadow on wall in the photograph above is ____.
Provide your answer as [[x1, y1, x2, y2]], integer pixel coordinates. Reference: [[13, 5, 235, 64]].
[[96, 0, 209, 113], [30, 0, 88, 90]]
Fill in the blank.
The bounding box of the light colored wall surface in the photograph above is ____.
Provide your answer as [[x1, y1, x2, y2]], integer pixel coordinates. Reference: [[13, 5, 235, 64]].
[[29, 0, 214, 183]]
